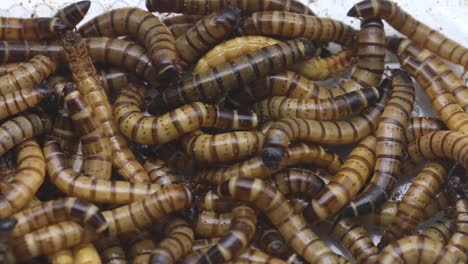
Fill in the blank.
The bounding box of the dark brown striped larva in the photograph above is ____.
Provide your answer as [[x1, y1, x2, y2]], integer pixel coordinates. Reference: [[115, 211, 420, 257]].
[[54, 1, 91, 29], [114, 83, 259, 145], [242, 12, 357, 47], [79, 8, 183, 82], [146, 0, 315, 15], [194, 142, 343, 185], [408, 131, 468, 169], [51, 106, 76, 153], [94, 237, 127, 264], [348, 0, 468, 68], [446, 193, 468, 263], [143, 158, 178, 185], [194, 210, 232, 238], [49, 249, 74, 264], [332, 218, 379, 264], [0, 62, 22, 77], [69, 141, 85, 173], [0, 113, 51, 156], [0, 217, 17, 264], [11, 197, 108, 238], [162, 14, 204, 39], [406, 117, 446, 143], [154, 38, 316, 110], [195, 190, 237, 213], [253, 87, 380, 121], [304, 136, 376, 222], [149, 217, 194, 264], [0, 16, 67, 40], [0, 55, 56, 96], [377, 235, 458, 264], [64, 83, 112, 180], [261, 78, 390, 168], [257, 228, 290, 259], [181, 130, 264, 164], [72, 243, 102, 264], [0, 140, 45, 218], [43, 139, 161, 204], [97, 68, 129, 97], [272, 168, 325, 198], [420, 216, 454, 245], [379, 161, 449, 247], [341, 69, 415, 218], [122, 231, 157, 264], [217, 177, 339, 263], [176, 7, 240, 64], [231, 248, 287, 264]]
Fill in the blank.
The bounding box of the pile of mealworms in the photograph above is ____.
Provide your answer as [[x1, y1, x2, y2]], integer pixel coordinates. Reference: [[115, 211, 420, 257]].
[[0, 0, 466, 263]]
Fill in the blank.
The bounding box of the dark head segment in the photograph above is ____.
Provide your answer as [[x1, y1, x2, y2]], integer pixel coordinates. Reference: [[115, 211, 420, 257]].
[[219, 7, 241, 26], [146, 0, 178, 13], [261, 147, 285, 169], [0, 217, 17, 233], [347, 0, 394, 19], [296, 38, 318, 58], [58, 1, 92, 28]]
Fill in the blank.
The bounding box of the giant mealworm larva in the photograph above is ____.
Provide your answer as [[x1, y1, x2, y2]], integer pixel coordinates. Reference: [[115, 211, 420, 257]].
[[114, 83, 258, 145], [0, 16, 67, 40], [149, 217, 194, 264], [0, 62, 23, 77], [0, 218, 16, 264], [122, 231, 156, 264], [253, 87, 380, 121], [54, 1, 91, 29], [143, 158, 177, 185], [272, 168, 325, 198], [0, 55, 56, 96], [51, 106, 76, 152], [69, 141, 85, 173], [162, 14, 204, 39], [194, 142, 343, 185], [379, 161, 449, 247], [406, 117, 446, 143], [304, 136, 376, 222], [261, 78, 390, 168], [0, 140, 45, 218], [348, 0, 468, 68], [11, 197, 108, 238], [154, 38, 316, 110], [195, 210, 232, 238], [79, 8, 183, 82], [242, 12, 356, 47], [446, 193, 468, 263], [217, 177, 339, 263], [341, 69, 415, 217], [94, 237, 127, 264], [146, 0, 314, 15], [231, 248, 287, 264], [195, 190, 237, 213], [97, 68, 129, 97], [420, 216, 454, 245], [49, 249, 74, 264], [72, 243, 102, 264], [43, 140, 161, 204], [257, 228, 290, 259], [181, 130, 264, 164], [176, 7, 240, 64]]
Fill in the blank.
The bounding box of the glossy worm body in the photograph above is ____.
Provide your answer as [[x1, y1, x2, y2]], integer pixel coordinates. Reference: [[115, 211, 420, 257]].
[[154, 38, 317, 109], [0, 55, 56, 96], [194, 142, 343, 185], [162, 14, 204, 39], [0, 62, 22, 77], [253, 87, 380, 121], [272, 168, 325, 198], [257, 228, 290, 259], [72, 243, 102, 264], [97, 68, 129, 97], [406, 117, 446, 143], [176, 7, 240, 64], [94, 237, 127, 264], [232, 248, 287, 264], [69, 141, 85, 173], [304, 136, 377, 222], [348, 0, 468, 68], [342, 70, 415, 218], [195, 210, 232, 238], [0, 140, 45, 219], [54, 1, 91, 29], [49, 249, 74, 264], [420, 216, 454, 245], [79, 8, 183, 82], [51, 106, 76, 153], [146, 0, 314, 15], [123, 231, 157, 264], [445, 193, 468, 263], [261, 78, 390, 168], [217, 177, 339, 263], [114, 84, 259, 145], [195, 190, 237, 213], [0, 218, 17, 264], [0, 16, 67, 40], [143, 158, 178, 185], [11, 197, 108, 238]]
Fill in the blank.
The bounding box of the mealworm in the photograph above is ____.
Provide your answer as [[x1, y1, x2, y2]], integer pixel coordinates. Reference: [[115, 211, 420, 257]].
[[407, 131, 468, 169], [94, 237, 127, 264], [72, 243, 102, 264], [11, 197, 108, 238], [0, 140, 45, 218], [217, 177, 339, 263], [51, 106, 76, 152], [146, 0, 315, 15], [0, 150, 16, 181], [49, 249, 74, 264], [114, 83, 259, 145], [242, 12, 356, 47], [0, 62, 23, 77], [181, 130, 264, 164], [261, 78, 390, 168], [122, 231, 156, 264], [0, 113, 51, 156], [272, 168, 325, 198], [406, 117, 446, 143], [257, 228, 290, 259], [377, 235, 457, 264], [332, 218, 379, 264], [304, 136, 376, 222], [162, 14, 204, 39], [195, 190, 237, 213], [0, 16, 67, 40], [149, 217, 194, 264], [143, 158, 177, 185], [152, 142, 197, 176], [54, 1, 91, 29], [349, 0, 468, 68], [195, 210, 232, 238], [379, 161, 449, 247], [0, 55, 56, 96], [97, 68, 128, 97], [79, 8, 183, 82], [231, 248, 287, 264], [69, 141, 85, 173], [43, 139, 161, 204], [341, 69, 415, 217], [446, 192, 468, 263], [253, 87, 380, 121], [420, 216, 454, 245], [0, 217, 16, 264], [154, 38, 316, 110], [194, 36, 353, 81], [176, 7, 240, 64], [194, 142, 343, 185]]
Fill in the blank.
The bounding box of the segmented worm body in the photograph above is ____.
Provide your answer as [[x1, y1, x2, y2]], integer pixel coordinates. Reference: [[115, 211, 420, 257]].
[[420, 216, 454, 245], [195, 210, 232, 238], [232, 248, 287, 264], [257, 228, 290, 258], [49, 249, 73, 264], [0, 16, 67, 40], [79, 8, 183, 81], [0, 62, 22, 77], [272, 168, 325, 198], [94, 237, 127, 264], [0, 218, 17, 264], [51, 106, 76, 153], [54, 1, 91, 29], [143, 158, 177, 185], [97, 68, 129, 97], [114, 84, 258, 145], [176, 7, 240, 63], [69, 141, 85, 173], [73, 243, 102, 264], [122, 231, 156, 264], [446, 193, 468, 263], [162, 14, 204, 39], [217, 177, 339, 263], [195, 190, 237, 213], [348, 0, 468, 68], [406, 117, 446, 143]]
